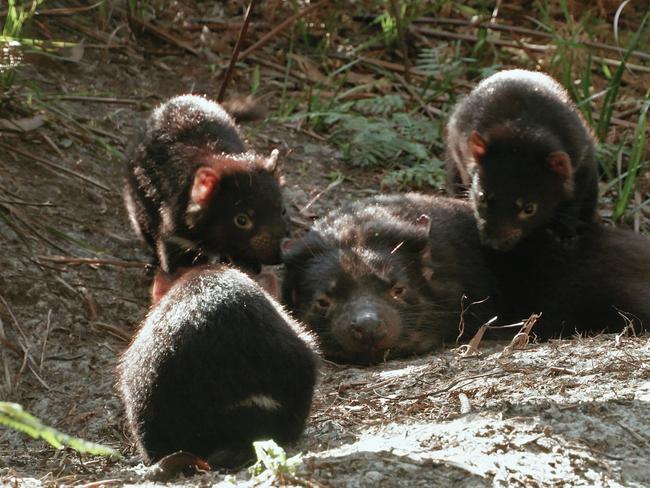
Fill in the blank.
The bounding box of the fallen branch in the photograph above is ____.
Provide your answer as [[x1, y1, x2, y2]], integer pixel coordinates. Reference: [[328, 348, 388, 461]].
[[239, 1, 326, 61], [412, 25, 650, 75], [0, 143, 110, 192], [414, 16, 650, 62], [124, 11, 199, 55], [42, 95, 141, 105], [218, 0, 257, 102], [37, 255, 150, 269]]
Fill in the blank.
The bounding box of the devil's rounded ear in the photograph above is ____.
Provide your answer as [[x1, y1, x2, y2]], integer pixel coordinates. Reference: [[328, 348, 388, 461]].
[[151, 270, 178, 304], [255, 270, 280, 299], [263, 148, 280, 173], [281, 237, 296, 255], [415, 213, 431, 233], [470, 131, 487, 162], [421, 245, 434, 281], [547, 151, 572, 180], [191, 167, 220, 207]]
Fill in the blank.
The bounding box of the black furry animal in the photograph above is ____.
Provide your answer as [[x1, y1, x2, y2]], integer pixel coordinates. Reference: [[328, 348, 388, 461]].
[[282, 193, 499, 365], [117, 265, 320, 469], [488, 224, 650, 339], [124, 94, 288, 275], [446, 69, 599, 251]]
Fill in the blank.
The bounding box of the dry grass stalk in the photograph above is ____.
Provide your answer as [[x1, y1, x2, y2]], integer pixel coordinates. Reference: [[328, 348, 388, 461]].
[[500, 313, 541, 357]]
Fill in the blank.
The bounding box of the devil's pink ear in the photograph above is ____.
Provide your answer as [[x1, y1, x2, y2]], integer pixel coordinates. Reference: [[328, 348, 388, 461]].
[[547, 151, 572, 180], [470, 131, 487, 162], [281, 237, 296, 254], [255, 270, 279, 299], [415, 214, 431, 233], [263, 148, 280, 173], [191, 167, 220, 207], [151, 270, 175, 304]]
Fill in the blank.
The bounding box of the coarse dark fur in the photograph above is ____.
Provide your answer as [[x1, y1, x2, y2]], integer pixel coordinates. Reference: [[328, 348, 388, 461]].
[[124, 94, 288, 275], [117, 265, 320, 469], [446, 69, 599, 252], [488, 224, 650, 339], [282, 193, 499, 365]]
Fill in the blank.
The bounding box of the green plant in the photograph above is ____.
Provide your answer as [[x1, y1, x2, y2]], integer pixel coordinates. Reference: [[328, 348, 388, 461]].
[[1, 0, 43, 91], [384, 158, 446, 188], [290, 93, 442, 175], [375, 8, 398, 46], [126, 0, 149, 20], [536, 0, 593, 102], [250, 64, 261, 95], [417, 44, 470, 101], [1, 0, 42, 39], [0, 402, 121, 459], [596, 141, 625, 183], [596, 12, 649, 142], [248, 439, 302, 478], [613, 97, 649, 222]]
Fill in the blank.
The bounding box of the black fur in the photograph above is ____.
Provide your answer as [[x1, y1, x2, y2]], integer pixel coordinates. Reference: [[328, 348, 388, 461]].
[[117, 265, 320, 468], [282, 193, 499, 365], [446, 69, 599, 252], [487, 224, 650, 338], [124, 94, 288, 274]]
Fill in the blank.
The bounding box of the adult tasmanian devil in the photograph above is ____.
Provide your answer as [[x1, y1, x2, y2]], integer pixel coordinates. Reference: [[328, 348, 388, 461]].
[[118, 265, 320, 469], [282, 193, 499, 365], [283, 194, 649, 362]]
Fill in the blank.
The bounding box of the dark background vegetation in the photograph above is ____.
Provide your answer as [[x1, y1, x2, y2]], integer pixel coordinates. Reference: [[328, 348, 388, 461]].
[[2, 0, 649, 224]]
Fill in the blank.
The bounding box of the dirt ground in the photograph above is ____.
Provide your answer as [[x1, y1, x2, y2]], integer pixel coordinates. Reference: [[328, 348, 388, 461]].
[[1, 5, 650, 488]]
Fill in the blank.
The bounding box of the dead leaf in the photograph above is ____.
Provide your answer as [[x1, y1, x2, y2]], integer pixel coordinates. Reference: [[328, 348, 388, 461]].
[[346, 71, 376, 85], [60, 42, 85, 63], [0, 115, 45, 132], [291, 53, 324, 83]]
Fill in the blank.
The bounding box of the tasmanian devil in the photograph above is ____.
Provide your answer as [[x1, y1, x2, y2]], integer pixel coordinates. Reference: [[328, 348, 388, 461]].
[[446, 69, 599, 252], [488, 223, 650, 339], [282, 193, 499, 365], [124, 94, 289, 278], [117, 265, 320, 469]]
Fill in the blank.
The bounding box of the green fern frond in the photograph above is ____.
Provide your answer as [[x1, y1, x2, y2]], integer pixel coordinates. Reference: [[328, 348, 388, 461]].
[[353, 95, 405, 116]]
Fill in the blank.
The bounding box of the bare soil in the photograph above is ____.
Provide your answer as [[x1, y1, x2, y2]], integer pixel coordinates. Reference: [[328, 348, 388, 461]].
[[1, 6, 649, 488]]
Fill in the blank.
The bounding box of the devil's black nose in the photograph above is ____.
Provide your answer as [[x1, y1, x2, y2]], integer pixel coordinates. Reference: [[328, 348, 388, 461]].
[[350, 310, 386, 343]]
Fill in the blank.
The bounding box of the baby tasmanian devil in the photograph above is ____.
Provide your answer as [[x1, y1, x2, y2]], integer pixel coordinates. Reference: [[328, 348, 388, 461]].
[[124, 94, 289, 277], [446, 69, 599, 251], [282, 193, 498, 365], [117, 265, 319, 469]]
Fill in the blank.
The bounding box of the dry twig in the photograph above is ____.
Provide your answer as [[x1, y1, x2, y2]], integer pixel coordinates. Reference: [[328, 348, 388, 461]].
[[37, 255, 149, 269], [0, 143, 110, 192], [218, 0, 257, 102], [240, 1, 326, 61]]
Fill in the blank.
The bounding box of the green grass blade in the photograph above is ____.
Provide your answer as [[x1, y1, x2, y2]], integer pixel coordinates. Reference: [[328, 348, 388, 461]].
[[613, 98, 649, 221], [0, 402, 122, 459], [597, 12, 649, 141]]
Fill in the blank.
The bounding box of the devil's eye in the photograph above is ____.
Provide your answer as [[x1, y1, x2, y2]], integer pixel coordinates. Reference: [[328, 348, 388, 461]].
[[314, 294, 332, 311], [390, 284, 407, 300], [234, 213, 253, 229], [518, 202, 538, 219]]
